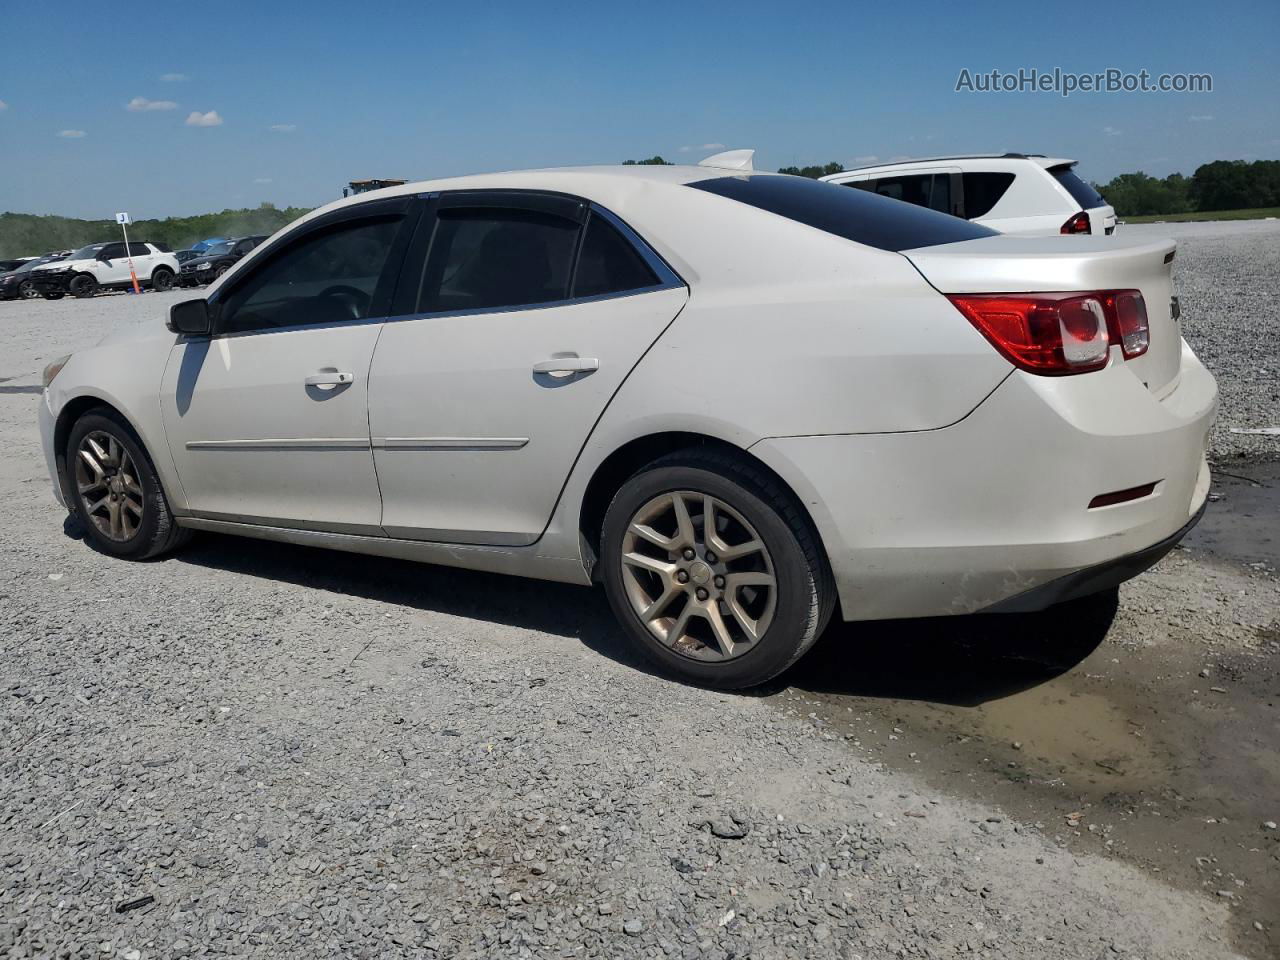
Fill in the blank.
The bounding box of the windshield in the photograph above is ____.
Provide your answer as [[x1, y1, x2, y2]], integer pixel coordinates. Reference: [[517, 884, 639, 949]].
[[66, 243, 107, 261], [203, 241, 235, 256]]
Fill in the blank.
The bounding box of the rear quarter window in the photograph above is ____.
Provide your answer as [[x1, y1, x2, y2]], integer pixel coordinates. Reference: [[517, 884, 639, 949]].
[[1050, 166, 1106, 210], [687, 174, 995, 251], [960, 172, 1016, 219]]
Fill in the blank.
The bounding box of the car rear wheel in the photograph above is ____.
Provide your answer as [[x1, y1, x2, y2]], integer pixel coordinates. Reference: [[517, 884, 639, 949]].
[[19, 280, 38, 299], [69, 274, 98, 299], [601, 449, 833, 689], [151, 267, 174, 292], [66, 409, 190, 560]]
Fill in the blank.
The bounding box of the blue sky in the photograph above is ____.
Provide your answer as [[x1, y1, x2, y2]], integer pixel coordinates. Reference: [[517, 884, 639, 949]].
[[0, 0, 1275, 219]]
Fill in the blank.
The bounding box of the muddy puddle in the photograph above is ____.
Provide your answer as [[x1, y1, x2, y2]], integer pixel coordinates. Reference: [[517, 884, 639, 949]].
[[770, 459, 1279, 956]]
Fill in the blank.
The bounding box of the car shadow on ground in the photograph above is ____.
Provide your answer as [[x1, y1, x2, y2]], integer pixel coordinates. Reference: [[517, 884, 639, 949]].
[[164, 531, 1113, 708]]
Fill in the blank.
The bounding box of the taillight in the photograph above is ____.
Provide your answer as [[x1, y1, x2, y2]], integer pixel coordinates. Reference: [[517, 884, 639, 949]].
[[1107, 290, 1149, 359], [1061, 211, 1091, 234], [946, 289, 1149, 375]]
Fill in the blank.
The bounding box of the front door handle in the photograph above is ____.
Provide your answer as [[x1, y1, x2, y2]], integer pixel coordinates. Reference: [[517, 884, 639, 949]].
[[305, 371, 354, 387], [532, 357, 599, 378]]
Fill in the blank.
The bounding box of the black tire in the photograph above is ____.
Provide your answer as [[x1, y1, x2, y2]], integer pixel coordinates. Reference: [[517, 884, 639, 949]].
[[600, 448, 834, 689], [214, 263, 231, 280], [42, 292, 65, 300], [69, 274, 98, 299], [19, 279, 38, 299], [151, 267, 174, 292], [65, 408, 191, 560]]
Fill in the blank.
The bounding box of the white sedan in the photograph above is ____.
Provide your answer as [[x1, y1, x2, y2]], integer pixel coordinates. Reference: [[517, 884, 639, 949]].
[[38, 153, 1217, 688]]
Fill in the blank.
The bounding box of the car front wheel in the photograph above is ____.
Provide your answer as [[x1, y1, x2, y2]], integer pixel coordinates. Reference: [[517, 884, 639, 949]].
[[151, 267, 174, 292], [19, 280, 38, 299], [69, 274, 98, 299], [601, 449, 833, 689], [66, 408, 190, 559]]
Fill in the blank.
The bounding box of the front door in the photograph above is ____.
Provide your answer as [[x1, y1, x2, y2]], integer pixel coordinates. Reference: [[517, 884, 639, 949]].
[[367, 193, 687, 545], [160, 199, 413, 533]]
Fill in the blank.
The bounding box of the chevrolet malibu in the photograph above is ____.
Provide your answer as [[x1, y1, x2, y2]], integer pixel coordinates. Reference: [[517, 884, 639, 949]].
[[38, 154, 1217, 688]]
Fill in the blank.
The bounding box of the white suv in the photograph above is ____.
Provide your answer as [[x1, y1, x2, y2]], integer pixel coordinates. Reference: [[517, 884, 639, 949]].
[[29, 241, 179, 300], [821, 154, 1117, 237]]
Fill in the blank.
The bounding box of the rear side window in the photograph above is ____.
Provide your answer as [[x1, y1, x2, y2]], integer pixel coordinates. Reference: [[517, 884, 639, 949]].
[[688, 175, 995, 251], [414, 208, 580, 313], [961, 172, 1016, 219], [126, 242, 150, 256], [1050, 165, 1106, 209], [572, 212, 660, 298]]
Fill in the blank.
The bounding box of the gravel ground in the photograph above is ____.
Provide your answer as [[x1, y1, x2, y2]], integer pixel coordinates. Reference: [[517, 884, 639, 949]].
[[1122, 220, 1280, 461], [2, 223, 1277, 959]]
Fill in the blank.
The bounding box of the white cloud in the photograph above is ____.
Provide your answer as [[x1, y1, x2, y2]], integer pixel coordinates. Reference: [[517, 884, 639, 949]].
[[1188, 114, 1214, 122], [269, 123, 297, 133], [852, 154, 879, 163], [161, 73, 189, 83], [678, 142, 725, 153], [57, 129, 86, 138], [253, 177, 273, 184], [1102, 125, 1123, 136], [186, 110, 223, 127], [127, 96, 178, 112], [0, 100, 8, 112]]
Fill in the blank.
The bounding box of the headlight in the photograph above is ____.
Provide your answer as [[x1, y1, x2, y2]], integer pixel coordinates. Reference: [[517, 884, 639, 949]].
[[42, 355, 71, 389]]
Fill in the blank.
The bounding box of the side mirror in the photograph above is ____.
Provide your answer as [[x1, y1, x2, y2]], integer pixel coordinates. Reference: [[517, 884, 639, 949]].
[[168, 298, 212, 336], [98, 252, 112, 262]]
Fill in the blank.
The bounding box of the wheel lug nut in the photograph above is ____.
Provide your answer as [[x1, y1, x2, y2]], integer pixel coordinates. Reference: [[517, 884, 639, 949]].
[[713, 575, 725, 588], [676, 570, 689, 583], [705, 551, 717, 563], [696, 588, 708, 601], [682, 548, 695, 561]]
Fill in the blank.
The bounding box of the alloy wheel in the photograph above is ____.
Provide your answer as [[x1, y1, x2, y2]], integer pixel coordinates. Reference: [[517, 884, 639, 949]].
[[19, 280, 37, 299], [74, 431, 144, 541], [620, 490, 776, 661]]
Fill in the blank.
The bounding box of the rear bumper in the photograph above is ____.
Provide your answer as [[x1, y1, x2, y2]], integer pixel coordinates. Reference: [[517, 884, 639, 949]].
[[981, 500, 1204, 612], [751, 339, 1217, 620]]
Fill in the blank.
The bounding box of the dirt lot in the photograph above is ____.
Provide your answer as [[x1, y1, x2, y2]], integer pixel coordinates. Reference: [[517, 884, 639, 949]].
[[1, 220, 1277, 959]]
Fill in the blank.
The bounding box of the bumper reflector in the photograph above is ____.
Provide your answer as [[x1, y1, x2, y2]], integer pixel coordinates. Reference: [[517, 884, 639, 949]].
[[1088, 482, 1158, 509]]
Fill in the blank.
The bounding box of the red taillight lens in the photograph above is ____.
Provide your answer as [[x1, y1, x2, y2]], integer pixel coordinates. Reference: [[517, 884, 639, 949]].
[[1061, 211, 1092, 234], [947, 290, 1150, 375], [946, 293, 1110, 374]]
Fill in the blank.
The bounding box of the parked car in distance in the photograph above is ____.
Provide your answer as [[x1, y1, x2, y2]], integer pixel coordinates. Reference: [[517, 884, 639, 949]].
[[190, 237, 229, 253], [28, 241, 179, 299], [0, 257, 35, 272], [0, 253, 67, 300], [822, 154, 1117, 236], [177, 236, 269, 287], [38, 156, 1214, 689], [174, 249, 204, 265]]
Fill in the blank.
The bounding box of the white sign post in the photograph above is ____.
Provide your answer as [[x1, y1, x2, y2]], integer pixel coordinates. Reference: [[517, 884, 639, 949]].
[[115, 212, 142, 294]]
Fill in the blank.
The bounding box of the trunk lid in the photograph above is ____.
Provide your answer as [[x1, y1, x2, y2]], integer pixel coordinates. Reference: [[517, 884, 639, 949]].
[[903, 234, 1180, 393]]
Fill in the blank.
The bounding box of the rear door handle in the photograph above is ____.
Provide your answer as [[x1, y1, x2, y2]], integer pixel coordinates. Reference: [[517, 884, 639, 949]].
[[305, 371, 354, 387], [532, 357, 599, 378]]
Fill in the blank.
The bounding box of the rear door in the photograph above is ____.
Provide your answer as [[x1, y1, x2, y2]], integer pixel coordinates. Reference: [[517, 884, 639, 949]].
[[367, 192, 688, 545]]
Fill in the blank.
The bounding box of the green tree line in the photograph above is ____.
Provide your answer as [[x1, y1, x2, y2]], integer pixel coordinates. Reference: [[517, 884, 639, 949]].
[[0, 202, 313, 260], [1094, 160, 1280, 217]]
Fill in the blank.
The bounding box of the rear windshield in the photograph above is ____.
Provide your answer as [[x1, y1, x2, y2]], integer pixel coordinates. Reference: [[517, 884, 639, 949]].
[[1050, 165, 1106, 209], [687, 174, 996, 251]]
